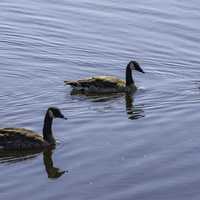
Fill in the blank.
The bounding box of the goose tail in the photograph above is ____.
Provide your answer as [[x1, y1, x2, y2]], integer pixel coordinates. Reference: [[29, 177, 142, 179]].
[[64, 80, 78, 86]]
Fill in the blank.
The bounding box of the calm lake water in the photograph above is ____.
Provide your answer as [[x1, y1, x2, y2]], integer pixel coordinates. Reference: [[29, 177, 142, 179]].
[[1, 0, 200, 199]]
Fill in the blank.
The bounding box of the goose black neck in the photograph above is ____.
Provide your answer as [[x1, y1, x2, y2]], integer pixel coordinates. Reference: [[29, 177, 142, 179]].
[[43, 111, 54, 144], [126, 65, 134, 86]]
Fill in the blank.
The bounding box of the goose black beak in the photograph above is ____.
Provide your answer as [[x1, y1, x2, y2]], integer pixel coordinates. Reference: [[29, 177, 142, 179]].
[[136, 65, 145, 73], [60, 114, 67, 120]]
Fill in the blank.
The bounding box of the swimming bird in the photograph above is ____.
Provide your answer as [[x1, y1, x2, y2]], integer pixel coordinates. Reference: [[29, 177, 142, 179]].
[[64, 61, 145, 94], [0, 107, 67, 150]]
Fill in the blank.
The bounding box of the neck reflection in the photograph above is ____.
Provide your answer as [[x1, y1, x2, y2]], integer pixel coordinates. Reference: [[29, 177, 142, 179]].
[[125, 93, 145, 120], [43, 148, 66, 179]]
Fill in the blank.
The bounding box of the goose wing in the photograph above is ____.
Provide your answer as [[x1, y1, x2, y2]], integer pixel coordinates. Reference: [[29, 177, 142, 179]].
[[0, 128, 46, 150], [64, 76, 125, 88]]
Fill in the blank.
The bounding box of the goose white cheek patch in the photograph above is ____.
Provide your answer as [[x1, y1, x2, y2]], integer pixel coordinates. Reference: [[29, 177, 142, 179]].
[[48, 110, 55, 118], [130, 62, 135, 70]]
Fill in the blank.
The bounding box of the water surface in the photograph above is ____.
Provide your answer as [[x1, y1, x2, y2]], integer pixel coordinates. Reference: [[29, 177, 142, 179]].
[[1, 0, 200, 199]]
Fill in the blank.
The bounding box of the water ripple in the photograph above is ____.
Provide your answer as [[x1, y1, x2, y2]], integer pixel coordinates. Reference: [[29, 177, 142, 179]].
[[1, 0, 200, 200]]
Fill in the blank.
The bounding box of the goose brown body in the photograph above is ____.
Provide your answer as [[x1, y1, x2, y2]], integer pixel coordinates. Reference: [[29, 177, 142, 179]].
[[64, 61, 144, 94], [0, 128, 49, 150], [0, 107, 66, 150], [65, 76, 126, 94]]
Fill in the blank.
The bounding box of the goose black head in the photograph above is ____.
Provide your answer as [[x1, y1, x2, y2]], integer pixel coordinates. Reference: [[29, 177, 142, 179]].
[[128, 61, 145, 73], [48, 107, 67, 120]]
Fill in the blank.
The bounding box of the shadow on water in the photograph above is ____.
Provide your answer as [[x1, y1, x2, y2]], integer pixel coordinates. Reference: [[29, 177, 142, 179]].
[[0, 148, 66, 179]]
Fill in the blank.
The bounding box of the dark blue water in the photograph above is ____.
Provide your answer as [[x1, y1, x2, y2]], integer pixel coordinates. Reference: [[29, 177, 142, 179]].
[[1, 0, 200, 199]]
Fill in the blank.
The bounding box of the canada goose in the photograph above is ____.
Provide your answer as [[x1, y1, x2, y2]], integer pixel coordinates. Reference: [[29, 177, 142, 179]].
[[64, 61, 144, 94], [0, 107, 67, 150]]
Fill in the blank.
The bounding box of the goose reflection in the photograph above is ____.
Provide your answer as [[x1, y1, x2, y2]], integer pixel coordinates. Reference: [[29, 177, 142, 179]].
[[70, 92, 124, 102], [69, 92, 144, 120], [43, 148, 65, 179], [125, 93, 145, 120], [0, 148, 66, 179], [0, 149, 40, 164]]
